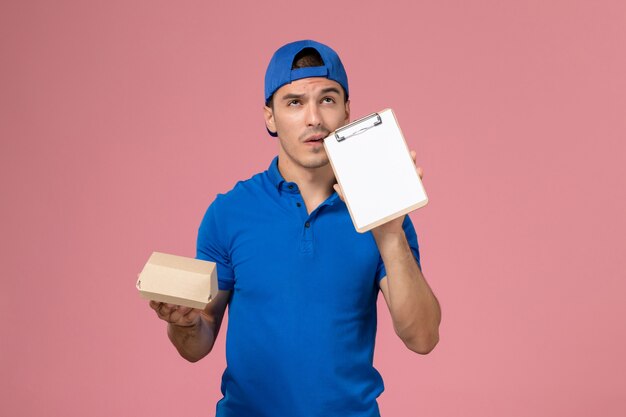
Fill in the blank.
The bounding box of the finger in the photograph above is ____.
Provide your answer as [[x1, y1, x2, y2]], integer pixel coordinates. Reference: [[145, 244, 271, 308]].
[[158, 303, 177, 318], [152, 302, 170, 320], [333, 184, 345, 202], [164, 304, 199, 324], [410, 150, 416, 163], [170, 306, 194, 322], [159, 303, 168, 315], [177, 306, 194, 316], [178, 308, 198, 326], [416, 166, 424, 180], [170, 308, 200, 326], [169, 308, 185, 323], [182, 309, 201, 325]]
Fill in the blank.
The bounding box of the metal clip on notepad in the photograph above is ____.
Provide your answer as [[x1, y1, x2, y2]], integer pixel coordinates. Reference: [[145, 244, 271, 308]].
[[334, 113, 382, 142]]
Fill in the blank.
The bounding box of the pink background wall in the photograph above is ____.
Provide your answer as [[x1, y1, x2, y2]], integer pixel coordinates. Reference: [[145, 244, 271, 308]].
[[2, 1, 625, 416]]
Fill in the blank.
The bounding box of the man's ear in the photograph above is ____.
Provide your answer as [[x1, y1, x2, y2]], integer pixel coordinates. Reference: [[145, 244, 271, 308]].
[[264, 105, 277, 135], [344, 99, 351, 123]]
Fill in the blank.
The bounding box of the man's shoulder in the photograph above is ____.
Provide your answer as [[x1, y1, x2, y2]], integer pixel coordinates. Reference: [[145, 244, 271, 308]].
[[209, 167, 272, 210], [198, 167, 270, 237]]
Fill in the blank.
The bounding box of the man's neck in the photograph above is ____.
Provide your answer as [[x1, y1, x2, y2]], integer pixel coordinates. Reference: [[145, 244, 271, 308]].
[[277, 154, 336, 214]]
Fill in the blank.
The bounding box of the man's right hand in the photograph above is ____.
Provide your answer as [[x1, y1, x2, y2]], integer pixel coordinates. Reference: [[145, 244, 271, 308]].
[[147, 290, 230, 362], [149, 301, 202, 328]]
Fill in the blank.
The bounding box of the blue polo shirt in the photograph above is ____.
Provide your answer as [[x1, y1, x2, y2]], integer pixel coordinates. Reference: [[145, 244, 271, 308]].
[[197, 157, 420, 417]]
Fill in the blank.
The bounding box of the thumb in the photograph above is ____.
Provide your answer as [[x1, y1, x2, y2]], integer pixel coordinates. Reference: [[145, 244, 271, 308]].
[[333, 184, 345, 202]]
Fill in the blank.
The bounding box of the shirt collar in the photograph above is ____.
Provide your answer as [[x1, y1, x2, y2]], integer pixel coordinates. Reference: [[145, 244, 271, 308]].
[[267, 157, 300, 194], [266, 156, 340, 205], [267, 156, 284, 189]]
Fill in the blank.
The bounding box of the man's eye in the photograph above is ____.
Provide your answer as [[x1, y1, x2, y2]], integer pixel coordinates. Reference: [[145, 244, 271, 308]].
[[322, 97, 336, 103], [288, 100, 301, 106]]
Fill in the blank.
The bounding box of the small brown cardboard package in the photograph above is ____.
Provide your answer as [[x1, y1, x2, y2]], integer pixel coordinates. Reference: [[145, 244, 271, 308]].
[[136, 252, 218, 309]]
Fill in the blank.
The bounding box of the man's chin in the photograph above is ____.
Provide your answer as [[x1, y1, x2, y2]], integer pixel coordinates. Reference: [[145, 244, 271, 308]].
[[301, 156, 330, 169]]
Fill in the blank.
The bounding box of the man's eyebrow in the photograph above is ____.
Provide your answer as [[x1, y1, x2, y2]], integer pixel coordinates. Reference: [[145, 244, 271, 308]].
[[320, 87, 341, 95], [280, 93, 305, 101], [279, 87, 341, 101]]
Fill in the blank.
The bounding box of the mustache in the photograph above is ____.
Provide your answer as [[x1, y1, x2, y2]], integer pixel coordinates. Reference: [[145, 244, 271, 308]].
[[299, 127, 331, 142]]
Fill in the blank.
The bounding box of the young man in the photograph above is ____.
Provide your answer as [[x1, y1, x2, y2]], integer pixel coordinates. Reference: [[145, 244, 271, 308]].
[[150, 40, 441, 417]]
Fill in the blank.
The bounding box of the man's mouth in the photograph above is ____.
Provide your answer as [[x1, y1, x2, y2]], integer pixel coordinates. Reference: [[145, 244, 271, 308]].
[[304, 134, 326, 143]]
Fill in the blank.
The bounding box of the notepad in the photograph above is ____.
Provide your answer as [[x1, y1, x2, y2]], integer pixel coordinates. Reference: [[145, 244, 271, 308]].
[[136, 252, 218, 309], [324, 109, 428, 233]]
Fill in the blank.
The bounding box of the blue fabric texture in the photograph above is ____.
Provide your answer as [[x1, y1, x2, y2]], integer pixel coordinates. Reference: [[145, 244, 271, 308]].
[[197, 157, 420, 417]]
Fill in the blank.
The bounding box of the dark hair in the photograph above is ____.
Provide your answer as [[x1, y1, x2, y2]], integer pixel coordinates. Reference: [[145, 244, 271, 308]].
[[291, 47, 325, 69], [266, 48, 346, 107]]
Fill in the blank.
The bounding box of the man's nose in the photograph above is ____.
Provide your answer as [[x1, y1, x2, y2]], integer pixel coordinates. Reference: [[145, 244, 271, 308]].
[[305, 103, 322, 127]]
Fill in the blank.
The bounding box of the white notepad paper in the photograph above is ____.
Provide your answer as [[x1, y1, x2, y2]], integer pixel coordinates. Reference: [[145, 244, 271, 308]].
[[324, 108, 428, 233]]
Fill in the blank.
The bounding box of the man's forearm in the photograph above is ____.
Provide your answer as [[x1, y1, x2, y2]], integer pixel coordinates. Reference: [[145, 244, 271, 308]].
[[375, 230, 441, 353], [167, 316, 216, 362]]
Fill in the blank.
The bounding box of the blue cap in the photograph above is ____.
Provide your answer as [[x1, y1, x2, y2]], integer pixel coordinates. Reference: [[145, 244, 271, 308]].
[[264, 40, 349, 104]]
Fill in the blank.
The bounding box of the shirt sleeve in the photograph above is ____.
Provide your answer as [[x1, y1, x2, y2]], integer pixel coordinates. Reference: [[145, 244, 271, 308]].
[[196, 196, 235, 291], [375, 215, 421, 284]]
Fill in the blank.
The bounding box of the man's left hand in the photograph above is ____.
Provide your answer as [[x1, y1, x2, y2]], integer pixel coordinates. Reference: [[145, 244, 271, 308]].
[[332, 150, 424, 237]]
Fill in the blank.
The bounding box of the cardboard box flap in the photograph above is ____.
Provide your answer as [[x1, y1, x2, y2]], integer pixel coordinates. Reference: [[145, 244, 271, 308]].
[[136, 252, 218, 309], [144, 251, 214, 274]]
